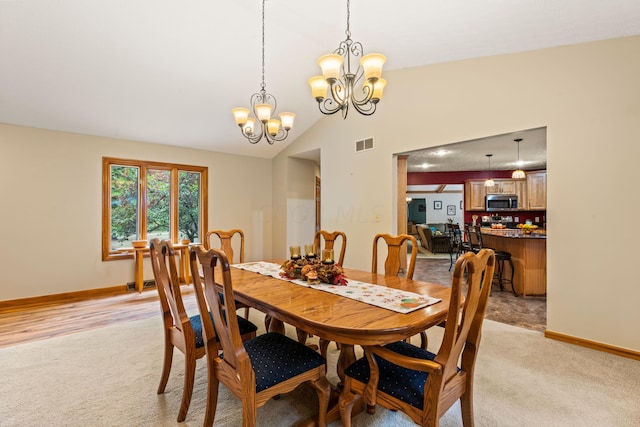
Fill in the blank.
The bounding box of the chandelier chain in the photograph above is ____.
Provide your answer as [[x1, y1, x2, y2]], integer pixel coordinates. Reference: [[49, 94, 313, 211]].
[[345, 0, 351, 40], [260, 0, 266, 92]]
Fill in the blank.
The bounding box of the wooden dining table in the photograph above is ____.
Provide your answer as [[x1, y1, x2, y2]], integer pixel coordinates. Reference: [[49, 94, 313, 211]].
[[226, 263, 453, 426]]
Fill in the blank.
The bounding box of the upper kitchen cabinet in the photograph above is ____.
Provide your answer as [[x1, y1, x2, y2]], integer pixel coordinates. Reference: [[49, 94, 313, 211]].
[[486, 179, 516, 194], [515, 179, 528, 210], [526, 171, 547, 210], [465, 180, 486, 211], [465, 174, 545, 211]]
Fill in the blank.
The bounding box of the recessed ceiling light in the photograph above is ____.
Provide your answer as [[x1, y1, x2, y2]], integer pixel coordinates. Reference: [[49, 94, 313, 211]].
[[420, 163, 429, 169]]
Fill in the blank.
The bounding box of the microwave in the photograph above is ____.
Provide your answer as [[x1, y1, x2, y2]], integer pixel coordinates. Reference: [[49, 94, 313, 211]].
[[486, 194, 518, 211]]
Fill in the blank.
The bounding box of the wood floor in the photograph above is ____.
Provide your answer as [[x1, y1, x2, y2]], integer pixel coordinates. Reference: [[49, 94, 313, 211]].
[[0, 258, 546, 349], [0, 287, 198, 349]]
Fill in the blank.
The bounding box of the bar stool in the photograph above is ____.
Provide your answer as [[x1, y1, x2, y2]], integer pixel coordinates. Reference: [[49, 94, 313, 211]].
[[494, 250, 517, 296], [471, 226, 517, 296]]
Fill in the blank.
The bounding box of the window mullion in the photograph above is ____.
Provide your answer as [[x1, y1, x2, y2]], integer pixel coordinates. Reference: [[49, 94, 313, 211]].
[[139, 165, 148, 240], [170, 167, 179, 243]]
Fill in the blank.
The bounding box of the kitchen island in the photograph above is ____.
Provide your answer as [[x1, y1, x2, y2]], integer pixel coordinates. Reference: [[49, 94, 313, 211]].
[[480, 228, 546, 296]]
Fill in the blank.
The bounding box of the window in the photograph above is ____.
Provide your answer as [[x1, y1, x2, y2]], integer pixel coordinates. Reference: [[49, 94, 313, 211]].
[[102, 157, 208, 261]]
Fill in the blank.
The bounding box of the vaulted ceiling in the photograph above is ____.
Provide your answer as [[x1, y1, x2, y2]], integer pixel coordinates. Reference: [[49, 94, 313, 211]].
[[2, 1, 639, 160]]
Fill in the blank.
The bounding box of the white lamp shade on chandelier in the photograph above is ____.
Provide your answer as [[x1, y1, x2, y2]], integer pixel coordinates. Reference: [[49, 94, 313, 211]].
[[309, 0, 387, 118]]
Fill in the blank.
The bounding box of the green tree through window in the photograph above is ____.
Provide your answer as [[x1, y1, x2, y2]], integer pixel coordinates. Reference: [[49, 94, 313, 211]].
[[102, 158, 208, 261]]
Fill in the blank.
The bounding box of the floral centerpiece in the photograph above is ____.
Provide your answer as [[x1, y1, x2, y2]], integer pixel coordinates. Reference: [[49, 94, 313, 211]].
[[518, 223, 539, 234], [280, 257, 348, 286]]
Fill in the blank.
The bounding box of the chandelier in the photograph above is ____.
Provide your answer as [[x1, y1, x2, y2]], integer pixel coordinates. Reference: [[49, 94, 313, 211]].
[[308, 0, 386, 118], [232, 0, 295, 145], [512, 138, 526, 179], [484, 154, 495, 187]]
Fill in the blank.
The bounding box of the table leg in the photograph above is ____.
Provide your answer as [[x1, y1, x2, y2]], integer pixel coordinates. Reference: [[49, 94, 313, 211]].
[[336, 343, 356, 384], [296, 343, 362, 427], [266, 317, 285, 334]]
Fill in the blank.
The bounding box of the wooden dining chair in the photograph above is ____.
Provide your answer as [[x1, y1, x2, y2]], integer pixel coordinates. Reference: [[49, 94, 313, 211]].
[[204, 229, 245, 263], [204, 229, 250, 319], [371, 233, 428, 348], [314, 230, 347, 266], [338, 249, 496, 427], [372, 233, 418, 280], [190, 245, 331, 427], [149, 239, 257, 423], [299, 230, 348, 354]]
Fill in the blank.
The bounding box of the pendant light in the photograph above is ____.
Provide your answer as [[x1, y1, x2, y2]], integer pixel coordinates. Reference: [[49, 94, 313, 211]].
[[512, 138, 526, 179], [484, 154, 495, 187], [308, 0, 386, 119], [231, 0, 295, 144]]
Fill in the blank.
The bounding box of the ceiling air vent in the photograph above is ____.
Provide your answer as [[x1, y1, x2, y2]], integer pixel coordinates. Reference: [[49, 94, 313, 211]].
[[355, 137, 374, 152]]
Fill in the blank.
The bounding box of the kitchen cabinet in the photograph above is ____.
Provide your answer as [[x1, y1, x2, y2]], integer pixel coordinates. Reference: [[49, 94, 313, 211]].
[[515, 179, 528, 210], [465, 173, 545, 211], [465, 180, 486, 211], [527, 171, 547, 210], [486, 179, 516, 194]]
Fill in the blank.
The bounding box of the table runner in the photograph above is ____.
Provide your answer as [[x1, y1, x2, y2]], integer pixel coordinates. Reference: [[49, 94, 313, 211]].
[[232, 261, 441, 314]]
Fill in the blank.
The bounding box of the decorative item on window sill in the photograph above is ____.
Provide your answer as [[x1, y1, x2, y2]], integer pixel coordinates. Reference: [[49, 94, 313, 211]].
[[131, 240, 147, 248], [308, 0, 386, 119], [280, 257, 348, 286], [232, 0, 295, 145]]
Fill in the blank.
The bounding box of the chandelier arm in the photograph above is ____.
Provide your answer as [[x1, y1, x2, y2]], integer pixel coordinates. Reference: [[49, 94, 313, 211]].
[[329, 79, 347, 105], [350, 99, 376, 116], [350, 81, 375, 105], [318, 96, 345, 116], [243, 129, 263, 145]]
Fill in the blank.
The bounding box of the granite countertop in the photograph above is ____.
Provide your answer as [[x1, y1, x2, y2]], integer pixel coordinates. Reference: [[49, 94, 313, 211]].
[[481, 228, 546, 239]]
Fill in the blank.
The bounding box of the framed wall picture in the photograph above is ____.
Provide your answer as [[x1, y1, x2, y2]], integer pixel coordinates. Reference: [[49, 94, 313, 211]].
[[447, 205, 456, 215], [434, 201, 442, 210]]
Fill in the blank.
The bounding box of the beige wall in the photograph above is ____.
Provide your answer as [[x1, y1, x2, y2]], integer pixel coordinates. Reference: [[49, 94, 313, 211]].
[[0, 124, 273, 300], [2, 35, 638, 353], [274, 36, 640, 352]]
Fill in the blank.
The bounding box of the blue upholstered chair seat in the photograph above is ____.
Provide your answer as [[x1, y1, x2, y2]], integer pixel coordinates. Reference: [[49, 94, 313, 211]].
[[224, 332, 327, 393], [344, 341, 438, 410], [189, 313, 258, 348]]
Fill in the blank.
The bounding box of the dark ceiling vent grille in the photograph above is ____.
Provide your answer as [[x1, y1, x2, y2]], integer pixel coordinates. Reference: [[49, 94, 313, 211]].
[[355, 137, 374, 152]]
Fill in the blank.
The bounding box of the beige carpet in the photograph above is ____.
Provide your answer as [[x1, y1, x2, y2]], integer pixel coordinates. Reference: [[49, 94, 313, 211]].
[[1, 310, 639, 426]]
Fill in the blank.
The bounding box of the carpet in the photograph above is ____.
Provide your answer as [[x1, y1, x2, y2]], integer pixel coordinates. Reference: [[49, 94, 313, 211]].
[[1, 310, 639, 426]]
